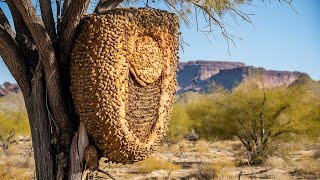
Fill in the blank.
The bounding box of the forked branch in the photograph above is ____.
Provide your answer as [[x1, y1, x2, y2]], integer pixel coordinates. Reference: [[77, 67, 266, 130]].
[[10, 0, 55, 63], [0, 25, 32, 95]]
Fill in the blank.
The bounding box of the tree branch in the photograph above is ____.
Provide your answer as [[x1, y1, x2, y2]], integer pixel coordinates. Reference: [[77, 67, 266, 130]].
[[6, 1, 33, 42], [0, 8, 15, 38], [6, 1, 38, 72], [94, 0, 124, 14], [0, 25, 32, 96], [39, 0, 56, 43], [259, 92, 266, 140], [59, 0, 90, 67], [11, 0, 73, 142], [10, 0, 55, 63], [266, 106, 289, 132]]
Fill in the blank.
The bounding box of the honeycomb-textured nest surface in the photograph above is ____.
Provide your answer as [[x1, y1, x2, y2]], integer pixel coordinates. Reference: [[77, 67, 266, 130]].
[[70, 8, 179, 164]]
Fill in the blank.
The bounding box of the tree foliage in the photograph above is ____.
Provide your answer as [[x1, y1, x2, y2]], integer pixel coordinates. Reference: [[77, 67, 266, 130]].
[[167, 104, 193, 142], [185, 75, 320, 164]]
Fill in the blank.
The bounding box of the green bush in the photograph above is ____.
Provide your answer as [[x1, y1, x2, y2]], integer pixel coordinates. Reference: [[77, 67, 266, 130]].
[[167, 104, 193, 142], [0, 111, 30, 137], [186, 75, 320, 164]]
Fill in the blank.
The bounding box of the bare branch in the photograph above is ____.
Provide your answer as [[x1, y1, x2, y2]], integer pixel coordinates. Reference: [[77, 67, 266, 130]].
[[94, 0, 124, 14], [39, 0, 56, 43], [6, 1, 38, 72], [280, 0, 298, 15], [0, 8, 15, 38], [6, 131, 15, 142], [59, 0, 90, 67], [10, 0, 55, 67], [259, 91, 266, 139], [6, 1, 33, 40], [0, 25, 32, 95], [265, 105, 290, 135]]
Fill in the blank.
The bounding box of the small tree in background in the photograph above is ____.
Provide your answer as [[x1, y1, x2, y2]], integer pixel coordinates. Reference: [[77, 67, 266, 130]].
[[187, 75, 320, 165], [0, 130, 15, 156]]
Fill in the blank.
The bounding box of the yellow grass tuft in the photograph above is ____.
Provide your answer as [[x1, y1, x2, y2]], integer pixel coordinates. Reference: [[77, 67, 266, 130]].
[[191, 159, 235, 179], [193, 140, 210, 153], [135, 157, 181, 173]]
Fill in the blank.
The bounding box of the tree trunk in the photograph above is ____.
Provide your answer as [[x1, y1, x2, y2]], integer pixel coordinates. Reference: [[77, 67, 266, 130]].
[[24, 69, 56, 180], [21, 63, 77, 180]]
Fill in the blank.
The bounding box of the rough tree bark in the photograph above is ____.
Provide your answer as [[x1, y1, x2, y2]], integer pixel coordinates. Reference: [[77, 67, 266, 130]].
[[0, 0, 122, 179]]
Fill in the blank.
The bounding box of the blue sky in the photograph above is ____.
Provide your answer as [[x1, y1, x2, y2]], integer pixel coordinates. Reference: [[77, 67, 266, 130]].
[[0, 0, 319, 83]]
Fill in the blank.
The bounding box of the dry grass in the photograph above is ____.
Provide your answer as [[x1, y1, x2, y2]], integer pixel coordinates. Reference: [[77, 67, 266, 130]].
[[263, 156, 287, 169], [293, 154, 320, 178], [157, 140, 191, 155], [135, 157, 181, 174], [273, 173, 292, 180], [193, 140, 210, 153], [190, 158, 235, 179], [0, 155, 35, 180], [0, 142, 35, 180]]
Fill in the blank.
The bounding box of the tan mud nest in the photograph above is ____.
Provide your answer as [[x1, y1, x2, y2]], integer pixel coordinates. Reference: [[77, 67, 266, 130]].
[[70, 8, 179, 164]]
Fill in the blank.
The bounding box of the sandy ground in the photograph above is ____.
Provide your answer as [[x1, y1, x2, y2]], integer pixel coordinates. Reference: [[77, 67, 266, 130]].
[[1, 139, 320, 180], [95, 140, 320, 180]]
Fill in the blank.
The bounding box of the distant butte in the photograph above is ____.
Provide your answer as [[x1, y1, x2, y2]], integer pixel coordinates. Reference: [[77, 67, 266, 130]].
[[0, 60, 308, 97], [177, 60, 304, 94], [0, 82, 20, 97]]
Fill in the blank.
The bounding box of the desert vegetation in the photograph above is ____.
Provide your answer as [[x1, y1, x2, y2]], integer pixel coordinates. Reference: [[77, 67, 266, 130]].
[[1, 74, 320, 179]]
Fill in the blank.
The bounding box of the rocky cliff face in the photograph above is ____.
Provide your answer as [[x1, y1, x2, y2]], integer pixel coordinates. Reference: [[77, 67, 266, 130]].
[[177, 61, 303, 94], [0, 61, 306, 97], [177, 61, 245, 92], [0, 82, 20, 97]]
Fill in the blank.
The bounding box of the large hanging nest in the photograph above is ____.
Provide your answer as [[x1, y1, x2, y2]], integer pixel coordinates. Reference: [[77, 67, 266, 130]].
[[70, 8, 179, 164]]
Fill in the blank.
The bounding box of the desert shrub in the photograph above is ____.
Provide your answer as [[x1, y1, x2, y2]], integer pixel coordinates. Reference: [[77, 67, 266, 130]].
[[191, 163, 217, 180], [190, 160, 234, 180], [0, 110, 30, 156], [167, 104, 193, 142], [135, 157, 181, 173], [186, 74, 320, 165], [0, 111, 30, 137]]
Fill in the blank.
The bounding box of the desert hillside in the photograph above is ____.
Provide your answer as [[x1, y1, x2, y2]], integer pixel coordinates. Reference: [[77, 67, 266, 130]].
[[177, 60, 304, 94], [0, 60, 309, 98]]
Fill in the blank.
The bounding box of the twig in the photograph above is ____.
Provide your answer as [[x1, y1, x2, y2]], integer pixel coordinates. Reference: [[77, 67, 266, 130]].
[[246, 152, 257, 179]]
